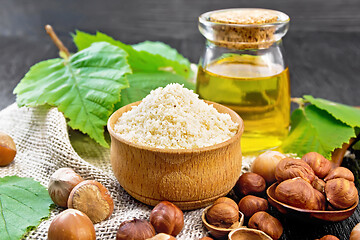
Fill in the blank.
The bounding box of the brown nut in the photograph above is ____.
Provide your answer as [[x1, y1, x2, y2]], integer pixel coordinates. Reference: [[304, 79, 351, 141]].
[[48, 168, 84, 207], [213, 197, 239, 212], [312, 177, 326, 194], [251, 150, 286, 184], [325, 178, 358, 209], [117, 219, 155, 240], [234, 172, 266, 198], [68, 180, 114, 223], [238, 195, 268, 218], [248, 211, 283, 240], [302, 152, 331, 178], [146, 233, 176, 240], [150, 201, 184, 236], [317, 235, 339, 240], [313, 188, 326, 211], [199, 237, 214, 240], [48, 209, 96, 240], [324, 167, 355, 182], [274, 178, 321, 210], [350, 223, 360, 240], [205, 198, 239, 228], [0, 132, 16, 166], [275, 158, 315, 183]]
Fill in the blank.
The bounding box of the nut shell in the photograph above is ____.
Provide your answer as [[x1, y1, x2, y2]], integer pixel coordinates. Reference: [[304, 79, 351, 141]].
[[116, 219, 155, 240], [68, 180, 114, 223], [48, 209, 96, 240], [275, 158, 315, 183], [234, 172, 266, 198], [302, 152, 331, 178], [324, 167, 355, 182], [150, 201, 184, 236], [325, 178, 358, 209], [48, 168, 84, 207], [238, 195, 268, 218], [206, 202, 239, 228], [248, 211, 283, 240], [274, 178, 320, 210]]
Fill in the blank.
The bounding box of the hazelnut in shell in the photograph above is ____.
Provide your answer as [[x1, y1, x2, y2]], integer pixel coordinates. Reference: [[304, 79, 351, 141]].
[[324, 167, 355, 182], [325, 178, 358, 209], [48, 209, 95, 240], [117, 219, 155, 240], [0, 132, 16, 167], [48, 168, 84, 207], [248, 211, 283, 240], [234, 172, 266, 198], [150, 201, 184, 236], [213, 197, 239, 212], [350, 223, 360, 240], [317, 235, 339, 240], [275, 158, 315, 183], [251, 151, 286, 184], [68, 180, 114, 223], [301, 152, 331, 178], [199, 237, 214, 240], [238, 195, 268, 218]]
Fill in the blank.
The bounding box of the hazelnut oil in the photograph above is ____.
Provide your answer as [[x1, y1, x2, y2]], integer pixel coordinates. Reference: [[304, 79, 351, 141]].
[[196, 55, 290, 154]]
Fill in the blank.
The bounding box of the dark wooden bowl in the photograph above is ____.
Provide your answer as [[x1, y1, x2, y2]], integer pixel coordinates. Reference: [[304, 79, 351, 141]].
[[267, 183, 358, 222]]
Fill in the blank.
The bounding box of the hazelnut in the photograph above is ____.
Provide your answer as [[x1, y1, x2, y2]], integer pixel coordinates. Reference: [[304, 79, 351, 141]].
[[313, 188, 326, 211], [234, 172, 266, 198], [205, 197, 239, 228], [48, 168, 84, 207], [317, 235, 339, 240], [350, 223, 360, 240], [0, 132, 16, 167], [251, 150, 286, 184], [238, 195, 268, 218], [312, 177, 326, 194], [48, 209, 96, 240], [116, 219, 155, 240], [213, 197, 239, 211], [325, 178, 358, 209], [248, 211, 283, 240], [274, 178, 321, 210], [68, 180, 114, 223], [302, 152, 331, 178], [150, 201, 184, 236], [324, 167, 355, 182], [275, 158, 315, 183], [199, 237, 214, 240], [146, 233, 176, 240]]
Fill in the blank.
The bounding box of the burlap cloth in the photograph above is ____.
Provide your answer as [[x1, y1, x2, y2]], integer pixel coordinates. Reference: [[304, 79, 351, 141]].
[[0, 103, 254, 240]]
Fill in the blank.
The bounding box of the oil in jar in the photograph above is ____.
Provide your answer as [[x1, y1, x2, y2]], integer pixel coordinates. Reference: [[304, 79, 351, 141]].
[[196, 54, 290, 154]]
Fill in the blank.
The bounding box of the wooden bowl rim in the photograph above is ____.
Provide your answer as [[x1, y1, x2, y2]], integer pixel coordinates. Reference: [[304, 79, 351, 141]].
[[201, 205, 245, 233], [107, 100, 244, 153], [228, 228, 272, 240], [267, 182, 359, 214]]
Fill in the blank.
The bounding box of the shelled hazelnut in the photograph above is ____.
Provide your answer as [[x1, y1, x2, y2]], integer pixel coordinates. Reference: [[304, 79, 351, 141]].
[[205, 197, 239, 229], [234, 172, 266, 198], [325, 178, 358, 209], [238, 195, 268, 218], [248, 211, 283, 240], [301, 152, 331, 178], [324, 167, 355, 182], [150, 201, 184, 236], [275, 158, 315, 183]]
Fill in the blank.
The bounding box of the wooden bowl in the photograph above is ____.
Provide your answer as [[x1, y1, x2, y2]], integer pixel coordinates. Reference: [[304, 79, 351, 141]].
[[201, 206, 244, 239], [228, 228, 272, 240], [108, 100, 244, 210], [267, 183, 358, 222]]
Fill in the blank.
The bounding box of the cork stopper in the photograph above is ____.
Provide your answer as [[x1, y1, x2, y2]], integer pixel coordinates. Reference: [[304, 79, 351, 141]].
[[199, 9, 290, 50]]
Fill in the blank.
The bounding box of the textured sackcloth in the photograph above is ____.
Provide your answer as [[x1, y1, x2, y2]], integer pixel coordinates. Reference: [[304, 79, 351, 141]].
[[0, 103, 254, 240]]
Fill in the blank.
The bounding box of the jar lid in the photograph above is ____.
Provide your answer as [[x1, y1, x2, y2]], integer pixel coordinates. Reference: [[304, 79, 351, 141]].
[[199, 8, 290, 49]]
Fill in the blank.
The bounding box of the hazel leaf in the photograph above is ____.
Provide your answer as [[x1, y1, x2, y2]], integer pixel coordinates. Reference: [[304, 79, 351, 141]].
[[0, 176, 53, 240]]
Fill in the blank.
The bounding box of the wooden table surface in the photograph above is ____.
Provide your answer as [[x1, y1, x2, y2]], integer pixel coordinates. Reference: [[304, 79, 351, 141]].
[[0, 0, 359, 239]]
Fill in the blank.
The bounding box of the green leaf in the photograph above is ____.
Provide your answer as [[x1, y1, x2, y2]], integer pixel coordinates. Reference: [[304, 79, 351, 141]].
[[282, 105, 356, 159], [304, 95, 360, 128], [72, 31, 192, 78], [114, 71, 195, 110], [0, 176, 52, 240], [14, 42, 132, 147]]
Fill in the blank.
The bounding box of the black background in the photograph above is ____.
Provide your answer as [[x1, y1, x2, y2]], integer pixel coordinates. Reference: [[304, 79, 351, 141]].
[[0, 1, 360, 239]]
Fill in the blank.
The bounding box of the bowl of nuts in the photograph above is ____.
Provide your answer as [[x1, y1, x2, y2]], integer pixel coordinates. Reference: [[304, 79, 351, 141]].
[[267, 153, 359, 222]]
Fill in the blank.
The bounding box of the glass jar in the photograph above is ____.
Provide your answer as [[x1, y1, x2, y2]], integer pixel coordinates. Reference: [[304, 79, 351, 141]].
[[196, 9, 291, 154]]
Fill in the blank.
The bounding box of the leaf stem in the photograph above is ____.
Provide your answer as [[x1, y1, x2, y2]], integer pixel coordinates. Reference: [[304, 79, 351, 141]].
[[45, 25, 70, 58], [291, 97, 306, 109]]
